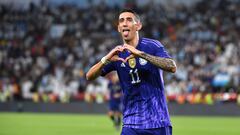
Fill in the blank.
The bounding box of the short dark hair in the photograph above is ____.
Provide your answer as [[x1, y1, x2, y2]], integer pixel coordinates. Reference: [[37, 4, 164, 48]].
[[119, 9, 141, 22]]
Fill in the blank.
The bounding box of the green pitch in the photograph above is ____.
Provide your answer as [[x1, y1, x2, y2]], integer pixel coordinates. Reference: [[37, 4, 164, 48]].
[[0, 113, 240, 135]]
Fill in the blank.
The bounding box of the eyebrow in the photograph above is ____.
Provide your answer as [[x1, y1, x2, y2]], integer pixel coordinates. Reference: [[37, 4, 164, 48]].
[[119, 17, 134, 21]]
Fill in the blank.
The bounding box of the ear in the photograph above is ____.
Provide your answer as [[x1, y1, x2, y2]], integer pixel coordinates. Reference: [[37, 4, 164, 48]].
[[136, 22, 142, 31]]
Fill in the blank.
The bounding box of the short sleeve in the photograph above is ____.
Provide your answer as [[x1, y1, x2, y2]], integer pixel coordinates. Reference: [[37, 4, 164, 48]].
[[153, 41, 172, 59], [101, 62, 115, 76]]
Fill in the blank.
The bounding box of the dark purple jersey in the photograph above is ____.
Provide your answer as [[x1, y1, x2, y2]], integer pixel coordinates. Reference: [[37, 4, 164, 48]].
[[101, 38, 172, 129], [108, 81, 122, 111]]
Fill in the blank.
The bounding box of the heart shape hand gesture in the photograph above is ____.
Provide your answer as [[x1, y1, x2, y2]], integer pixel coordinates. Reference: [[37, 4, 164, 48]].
[[104, 44, 143, 63]]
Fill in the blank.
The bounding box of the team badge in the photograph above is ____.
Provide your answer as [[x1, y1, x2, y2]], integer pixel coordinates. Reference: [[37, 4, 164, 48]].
[[139, 58, 147, 65], [128, 58, 136, 68]]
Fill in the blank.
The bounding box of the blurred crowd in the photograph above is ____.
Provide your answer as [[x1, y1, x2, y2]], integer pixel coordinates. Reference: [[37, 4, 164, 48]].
[[0, 0, 239, 104]]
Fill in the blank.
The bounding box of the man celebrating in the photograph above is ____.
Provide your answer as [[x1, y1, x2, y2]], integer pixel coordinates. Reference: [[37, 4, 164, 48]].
[[86, 9, 176, 135]]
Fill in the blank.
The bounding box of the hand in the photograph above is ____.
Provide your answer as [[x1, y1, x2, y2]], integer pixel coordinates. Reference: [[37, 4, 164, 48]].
[[105, 45, 125, 62], [123, 44, 143, 57]]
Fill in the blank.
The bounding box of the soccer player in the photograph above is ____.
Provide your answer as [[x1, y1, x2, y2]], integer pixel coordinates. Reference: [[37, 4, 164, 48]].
[[107, 72, 122, 130], [86, 9, 177, 135]]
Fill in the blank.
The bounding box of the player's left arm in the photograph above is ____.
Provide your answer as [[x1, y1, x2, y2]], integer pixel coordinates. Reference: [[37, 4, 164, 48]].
[[123, 44, 177, 73], [139, 53, 176, 73]]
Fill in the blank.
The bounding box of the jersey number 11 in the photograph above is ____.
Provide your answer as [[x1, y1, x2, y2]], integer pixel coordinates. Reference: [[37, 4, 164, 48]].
[[129, 69, 141, 84]]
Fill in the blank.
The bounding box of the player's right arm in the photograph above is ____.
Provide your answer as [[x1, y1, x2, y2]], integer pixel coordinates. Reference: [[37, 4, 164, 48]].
[[86, 46, 125, 81], [85, 61, 106, 81]]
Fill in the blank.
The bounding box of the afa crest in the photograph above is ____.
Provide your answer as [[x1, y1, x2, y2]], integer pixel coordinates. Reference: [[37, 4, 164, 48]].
[[128, 58, 136, 68], [139, 58, 147, 65]]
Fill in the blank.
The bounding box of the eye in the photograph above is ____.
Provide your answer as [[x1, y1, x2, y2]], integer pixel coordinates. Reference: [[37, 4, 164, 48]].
[[119, 18, 124, 23], [126, 17, 133, 22]]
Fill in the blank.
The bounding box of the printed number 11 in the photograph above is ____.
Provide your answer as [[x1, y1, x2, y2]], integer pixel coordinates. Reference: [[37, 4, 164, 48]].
[[129, 69, 141, 84]]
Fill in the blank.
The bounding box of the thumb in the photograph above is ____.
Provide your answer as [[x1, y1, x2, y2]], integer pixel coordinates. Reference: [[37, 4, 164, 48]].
[[124, 54, 135, 63], [111, 55, 125, 62]]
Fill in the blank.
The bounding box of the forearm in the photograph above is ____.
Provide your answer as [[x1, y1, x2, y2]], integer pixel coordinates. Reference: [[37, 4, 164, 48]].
[[138, 52, 177, 73], [86, 61, 105, 81], [86, 46, 124, 81]]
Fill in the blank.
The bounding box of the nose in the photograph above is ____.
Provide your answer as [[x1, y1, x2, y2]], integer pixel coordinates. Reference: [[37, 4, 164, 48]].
[[122, 20, 128, 26]]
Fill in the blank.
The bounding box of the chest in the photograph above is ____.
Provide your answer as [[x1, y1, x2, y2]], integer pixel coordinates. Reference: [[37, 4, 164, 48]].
[[116, 56, 155, 85], [115, 46, 159, 85]]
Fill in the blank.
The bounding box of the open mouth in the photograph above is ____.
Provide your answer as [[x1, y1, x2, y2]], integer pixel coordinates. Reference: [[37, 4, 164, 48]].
[[122, 29, 130, 37]]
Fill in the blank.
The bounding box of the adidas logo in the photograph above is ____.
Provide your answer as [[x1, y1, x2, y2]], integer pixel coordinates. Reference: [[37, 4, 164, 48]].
[[121, 63, 126, 67]]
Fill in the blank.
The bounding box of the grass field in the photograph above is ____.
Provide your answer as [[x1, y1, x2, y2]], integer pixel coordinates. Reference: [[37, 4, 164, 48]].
[[0, 113, 240, 135]]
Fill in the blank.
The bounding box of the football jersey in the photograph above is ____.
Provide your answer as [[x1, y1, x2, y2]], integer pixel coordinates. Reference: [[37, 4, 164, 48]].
[[108, 81, 121, 102], [101, 38, 172, 129]]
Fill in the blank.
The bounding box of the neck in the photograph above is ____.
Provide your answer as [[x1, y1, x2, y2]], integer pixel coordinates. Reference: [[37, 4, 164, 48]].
[[123, 33, 139, 48]]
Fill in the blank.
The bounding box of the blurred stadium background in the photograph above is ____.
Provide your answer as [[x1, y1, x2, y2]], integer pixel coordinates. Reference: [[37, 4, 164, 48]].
[[0, 0, 240, 135]]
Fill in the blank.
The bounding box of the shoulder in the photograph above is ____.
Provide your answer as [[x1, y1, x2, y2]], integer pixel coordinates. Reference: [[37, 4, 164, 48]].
[[141, 38, 164, 48]]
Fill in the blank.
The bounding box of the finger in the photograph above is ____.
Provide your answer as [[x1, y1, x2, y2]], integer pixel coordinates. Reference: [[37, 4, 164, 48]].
[[124, 54, 135, 63], [118, 46, 125, 52], [111, 55, 125, 62], [123, 44, 128, 48], [112, 48, 123, 55], [116, 45, 124, 49], [114, 46, 123, 52], [123, 46, 132, 53], [122, 45, 128, 50], [115, 57, 125, 62], [120, 47, 125, 52], [123, 44, 130, 47]]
